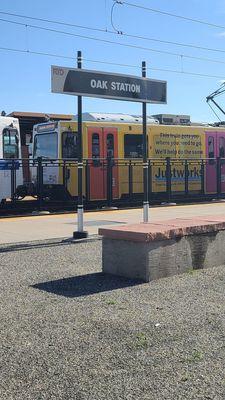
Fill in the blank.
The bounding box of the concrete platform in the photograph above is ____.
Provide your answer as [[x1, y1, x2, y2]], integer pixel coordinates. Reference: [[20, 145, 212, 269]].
[[1, 202, 225, 245]]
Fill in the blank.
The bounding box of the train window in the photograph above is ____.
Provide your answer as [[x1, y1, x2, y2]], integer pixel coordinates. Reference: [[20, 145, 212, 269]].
[[208, 136, 214, 159], [92, 133, 101, 166], [92, 133, 100, 158], [33, 133, 58, 159], [62, 131, 78, 159], [124, 134, 142, 158], [107, 134, 114, 158], [3, 128, 19, 159], [219, 137, 225, 158]]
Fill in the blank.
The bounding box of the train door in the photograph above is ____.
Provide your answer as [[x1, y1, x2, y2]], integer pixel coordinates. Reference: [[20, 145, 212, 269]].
[[205, 131, 225, 193], [88, 127, 118, 200], [205, 131, 217, 193], [102, 128, 119, 199], [217, 131, 225, 192], [88, 127, 104, 200], [61, 129, 78, 197]]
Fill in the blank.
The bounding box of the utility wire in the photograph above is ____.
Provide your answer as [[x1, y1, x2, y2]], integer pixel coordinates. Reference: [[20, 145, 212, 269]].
[[0, 45, 225, 80], [0, 46, 75, 60], [84, 57, 139, 68], [2, 17, 225, 67], [123, 1, 225, 30], [4, 2, 220, 33], [114, 31, 225, 54], [2, 10, 225, 56], [0, 10, 107, 33]]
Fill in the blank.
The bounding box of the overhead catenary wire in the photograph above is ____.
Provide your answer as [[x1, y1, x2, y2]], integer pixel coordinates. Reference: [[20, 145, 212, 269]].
[[0, 10, 108, 33], [0, 45, 225, 80], [2, 17, 225, 68], [0, 46, 75, 60], [2, 10, 225, 56], [122, 1, 225, 31]]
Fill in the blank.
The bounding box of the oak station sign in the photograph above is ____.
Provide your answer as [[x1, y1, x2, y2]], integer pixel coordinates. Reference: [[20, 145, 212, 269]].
[[51, 66, 167, 104]]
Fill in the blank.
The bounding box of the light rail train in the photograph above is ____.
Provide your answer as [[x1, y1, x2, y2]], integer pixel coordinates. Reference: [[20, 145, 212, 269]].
[[1, 112, 225, 207], [30, 113, 225, 201], [0, 116, 23, 204]]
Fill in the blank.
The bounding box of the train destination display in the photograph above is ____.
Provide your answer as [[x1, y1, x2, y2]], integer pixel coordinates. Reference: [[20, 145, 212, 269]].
[[51, 66, 167, 104]]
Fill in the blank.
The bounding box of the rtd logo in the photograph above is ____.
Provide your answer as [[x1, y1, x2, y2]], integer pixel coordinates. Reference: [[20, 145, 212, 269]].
[[53, 68, 64, 76]]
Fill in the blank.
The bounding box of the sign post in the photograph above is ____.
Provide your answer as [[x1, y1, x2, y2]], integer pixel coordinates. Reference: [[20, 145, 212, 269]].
[[74, 51, 87, 238], [51, 58, 167, 233], [142, 61, 148, 223]]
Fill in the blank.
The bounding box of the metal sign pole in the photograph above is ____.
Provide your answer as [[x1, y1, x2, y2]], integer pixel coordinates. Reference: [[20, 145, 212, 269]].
[[73, 50, 88, 239], [142, 61, 149, 223]]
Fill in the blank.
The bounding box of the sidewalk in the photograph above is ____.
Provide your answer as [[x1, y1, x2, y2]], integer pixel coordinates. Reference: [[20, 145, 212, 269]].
[[0, 202, 225, 244]]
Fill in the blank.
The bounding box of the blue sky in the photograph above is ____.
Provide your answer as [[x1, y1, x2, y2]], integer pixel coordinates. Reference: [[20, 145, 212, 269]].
[[1, 0, 225, 122]]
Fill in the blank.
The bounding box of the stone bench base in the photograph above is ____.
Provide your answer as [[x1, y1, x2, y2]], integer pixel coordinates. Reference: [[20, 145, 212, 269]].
[[99, 216, 225, 282]]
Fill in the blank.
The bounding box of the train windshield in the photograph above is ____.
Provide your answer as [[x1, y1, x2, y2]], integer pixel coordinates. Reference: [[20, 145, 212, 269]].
[[33, 133, 58, 159], [3, 128, 19, 159]]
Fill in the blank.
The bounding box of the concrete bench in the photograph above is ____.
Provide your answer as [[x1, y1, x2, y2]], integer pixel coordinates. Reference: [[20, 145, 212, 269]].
[[99, 215, 225, 282]]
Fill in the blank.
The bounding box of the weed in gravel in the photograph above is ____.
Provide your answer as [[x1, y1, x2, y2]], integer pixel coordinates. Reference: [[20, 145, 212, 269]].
[[186, 350, 203, 363], [135, 332, 148, 349], [106, 299, 116, 305], [180, 374, 189, 382], [186, 268, 197, 275]]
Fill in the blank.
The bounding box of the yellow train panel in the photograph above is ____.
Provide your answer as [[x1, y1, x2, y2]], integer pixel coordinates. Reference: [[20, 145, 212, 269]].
[[149, 125, 206, 193]]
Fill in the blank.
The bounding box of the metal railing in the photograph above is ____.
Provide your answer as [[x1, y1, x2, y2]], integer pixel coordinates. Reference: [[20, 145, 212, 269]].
[[0, 156, 225, 211]]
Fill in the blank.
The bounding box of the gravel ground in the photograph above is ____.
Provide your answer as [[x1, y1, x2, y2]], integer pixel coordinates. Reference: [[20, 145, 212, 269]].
[[1, 238, 225, 399]]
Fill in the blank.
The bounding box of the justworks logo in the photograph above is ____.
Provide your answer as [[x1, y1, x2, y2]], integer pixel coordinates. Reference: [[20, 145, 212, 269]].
[[53, 68, 64, 76]]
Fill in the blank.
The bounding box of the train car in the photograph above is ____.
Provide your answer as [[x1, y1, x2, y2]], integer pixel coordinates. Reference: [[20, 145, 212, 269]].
[[0, 116, 23, 204], [149, 123, 225, 195], [31, 113, 225, 201]]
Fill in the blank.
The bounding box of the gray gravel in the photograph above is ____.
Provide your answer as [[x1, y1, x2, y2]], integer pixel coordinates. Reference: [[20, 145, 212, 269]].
[[1, 238, 225, 399]]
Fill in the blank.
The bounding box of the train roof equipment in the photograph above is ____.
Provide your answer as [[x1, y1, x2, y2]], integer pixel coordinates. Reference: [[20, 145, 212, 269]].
[[152, 114, 191, 125], [206, 83, 225, 125], [73, 112, 159, 124]]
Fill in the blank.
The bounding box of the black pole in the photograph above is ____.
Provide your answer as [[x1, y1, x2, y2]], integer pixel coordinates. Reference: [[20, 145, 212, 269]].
[[142, 61, 149, 222], [217, 156, 221, 198], [200, 159, 205, 195], [166, 157, 171, 202], [11, 159, 16, 202], [107, 155, 113, 207], [37, 156, 43, 211], [73, 50, 88, 239], [184, 160, 189, 196]]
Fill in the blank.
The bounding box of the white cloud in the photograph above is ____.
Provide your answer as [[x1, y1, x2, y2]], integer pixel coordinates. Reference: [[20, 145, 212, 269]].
[[216, 31, 225, 37]]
